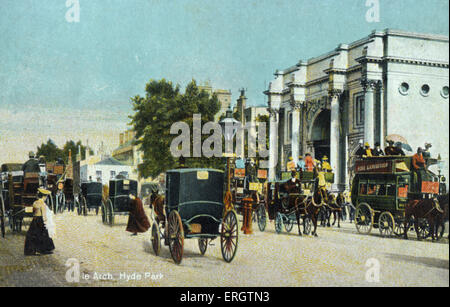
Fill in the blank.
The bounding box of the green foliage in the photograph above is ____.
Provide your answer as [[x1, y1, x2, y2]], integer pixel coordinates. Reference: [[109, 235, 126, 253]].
[[36, 139, 93, 164], [130, 79, 223, 178], [36, 139, 63, 162]]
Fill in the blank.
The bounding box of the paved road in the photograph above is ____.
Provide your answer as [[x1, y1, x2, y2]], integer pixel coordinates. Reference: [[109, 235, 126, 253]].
[[1, 209, 448, 287]]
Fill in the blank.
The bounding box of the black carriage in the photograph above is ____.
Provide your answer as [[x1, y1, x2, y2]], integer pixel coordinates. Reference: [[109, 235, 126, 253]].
[[78, 182, 103, 216], [150, 168, 239, 264], [351, 156, 443, 239], [101, 179, 137, 226], [0, 163, 52, 233], [0, 163, 23, 237]]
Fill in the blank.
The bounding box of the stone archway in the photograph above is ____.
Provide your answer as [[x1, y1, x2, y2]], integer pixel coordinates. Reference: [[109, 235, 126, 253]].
[[309, 109, 331, 160]]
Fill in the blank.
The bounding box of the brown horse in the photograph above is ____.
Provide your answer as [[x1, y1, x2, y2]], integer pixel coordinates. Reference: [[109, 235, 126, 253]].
[[436, 194, 449, 240], [294, 187, 324, 237], [325, 192, 344, 228], [404, 197, 444, 241], [150, 194, 166, 227]]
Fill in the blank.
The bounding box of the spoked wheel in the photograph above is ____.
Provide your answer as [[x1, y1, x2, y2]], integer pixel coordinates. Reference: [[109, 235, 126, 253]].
[[107, 199, 114, 226], [81, 197, 88, 216], [168, 210, 184, 264], [101, 201, 107, 224], [303, 216, 312, 235], [394, 220, 407, 237], [198, 238, 208, 255], [275, 212, 283, 234], [257, 204, 267, 232], [378, 211, 395, 238], [221, 210, 238, 263], [151, 222, 161, 256], [284, 215, 294, 233], [355, 203, 373, 235], [417, 219, 431, 240], [0, 195, 5, 238]]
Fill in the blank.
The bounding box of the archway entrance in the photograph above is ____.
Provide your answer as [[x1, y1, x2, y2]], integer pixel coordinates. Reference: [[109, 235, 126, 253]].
[[310, 110, 330, 161]]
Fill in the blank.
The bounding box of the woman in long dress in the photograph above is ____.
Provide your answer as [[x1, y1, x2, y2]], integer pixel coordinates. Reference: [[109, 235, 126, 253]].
[[126, 194, 150, 236], [24, 188, 55, 255]]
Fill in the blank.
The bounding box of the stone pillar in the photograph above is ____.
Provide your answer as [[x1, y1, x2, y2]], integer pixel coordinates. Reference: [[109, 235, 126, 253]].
[[268, 108, 279, 181], [290, 101, 302, 166], [378, 80, 385, 147], [329, 90, 342, 189], [362, 79, 377, 147]]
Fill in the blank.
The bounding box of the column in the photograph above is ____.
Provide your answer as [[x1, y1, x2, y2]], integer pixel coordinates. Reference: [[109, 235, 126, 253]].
[[378, 80, 385, 147], [268, 108, 279, 181], [290, 101, 301, 166], [329, 89, 342, 189], [362, 79, 377, 147]]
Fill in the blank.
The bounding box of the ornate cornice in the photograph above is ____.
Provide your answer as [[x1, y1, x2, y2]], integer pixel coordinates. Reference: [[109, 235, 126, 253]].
[[361, 79, 381, 91], [328, 89, 343, 99], [289, 100, 303, 111]]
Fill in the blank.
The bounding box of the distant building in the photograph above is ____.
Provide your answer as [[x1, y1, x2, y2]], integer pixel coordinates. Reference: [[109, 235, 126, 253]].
[[198, 82, 232, 122], [79, 155, 131, 186], [111, 129, 141, 182]]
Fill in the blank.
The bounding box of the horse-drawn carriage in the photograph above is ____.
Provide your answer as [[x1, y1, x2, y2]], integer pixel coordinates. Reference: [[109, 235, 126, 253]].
[[101, 179, 137, 226], [78, 181, 103, 216], [0, 163, 52, 233], [351, 155, 445, 239], [150, 168, 239, 264], [230, 165, 268, 232]]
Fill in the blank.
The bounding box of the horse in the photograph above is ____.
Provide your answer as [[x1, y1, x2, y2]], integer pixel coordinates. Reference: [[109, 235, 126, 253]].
[[292, 186, 324, 237], [324, 192, 344, 228], [404, 196, 445, 241], [149, 193, 166, 228], [435, 194, 449, 240]]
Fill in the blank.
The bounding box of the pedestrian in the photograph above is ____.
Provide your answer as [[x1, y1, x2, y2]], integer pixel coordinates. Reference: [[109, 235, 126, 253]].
[[372, 142, 384, 156], [126, 194, 150, 236], [24, 188, 55, 256], [412, 147, 426, 192], [362, 142, 373, 157], [297, 155, 306, 172], [304, 153, 314, 172], [321, 156, 332, 172], [286, 156, 296, 172]]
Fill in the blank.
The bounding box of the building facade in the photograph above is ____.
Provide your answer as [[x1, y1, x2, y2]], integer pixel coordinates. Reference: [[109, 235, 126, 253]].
[[198, 82, 232, 122], [265, 29, 449, 190]]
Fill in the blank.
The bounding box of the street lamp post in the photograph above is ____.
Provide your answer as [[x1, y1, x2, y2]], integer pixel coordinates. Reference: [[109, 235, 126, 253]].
[[437, 155, 445, 195], [219, 109, 240, 212]]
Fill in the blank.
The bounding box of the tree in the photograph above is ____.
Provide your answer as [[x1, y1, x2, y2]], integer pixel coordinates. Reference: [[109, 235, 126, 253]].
[[36, 139, 64, 162], [62, 140, 94, 164], [130, 79, 222, 178]]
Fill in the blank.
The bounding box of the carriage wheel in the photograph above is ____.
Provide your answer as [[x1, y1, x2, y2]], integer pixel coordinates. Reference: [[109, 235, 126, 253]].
[[394, 220, 406, 237], [378, 211, 395, 238], [151, 222, 161, 256], [257, 204, 267, 232], [355, 203, 373, 235], [275, 212, 283, 234], [0, 195, 5, 238], [303, 216, 312, 235], [82, 197, 88, 216], [221, 210, 238, 263], [168, 210, 184, 264], [198, 238, 208, 255], [417, 219, 431, 240], [284, 215, 294, 233], [107, 199, 114, 226], [101, 201, 107, 224]]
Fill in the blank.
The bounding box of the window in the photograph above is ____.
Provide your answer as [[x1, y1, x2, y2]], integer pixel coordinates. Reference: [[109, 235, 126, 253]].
[[399, 82, 410, 95], [354, 95, 364, 127], [367, 184, 378, 195], [359, 183, 367, 195], [441, 86, 449, 99], [420, 84, 430, 97], [386, 184, 396, 196], [110, 170, 116, 179], [96, 170, 102, 181]]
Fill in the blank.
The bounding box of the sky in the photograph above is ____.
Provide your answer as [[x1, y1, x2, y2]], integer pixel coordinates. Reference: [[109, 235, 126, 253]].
[[0, 0, 449, 163]]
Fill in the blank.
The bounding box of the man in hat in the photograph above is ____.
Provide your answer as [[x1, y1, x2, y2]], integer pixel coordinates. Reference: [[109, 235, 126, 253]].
[[422, 143, 432, 159], [297, 155, 306, 172], [321, 156, 332, 172], [355, 140, 366, 158], [22, 151, 40, 174], [412, 147, 426, 192], [304, 153, 314, 172], [286, 156, 296, 172], [372, 142, 384, 156]]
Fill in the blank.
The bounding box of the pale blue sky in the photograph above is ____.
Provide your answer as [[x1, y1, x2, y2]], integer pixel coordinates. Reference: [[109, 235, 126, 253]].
[[0, 0, 449, 162]]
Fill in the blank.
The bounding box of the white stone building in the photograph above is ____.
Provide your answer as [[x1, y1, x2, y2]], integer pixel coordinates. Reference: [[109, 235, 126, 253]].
[[265, 29, 449, 190], [80, 155, 131, 186]]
